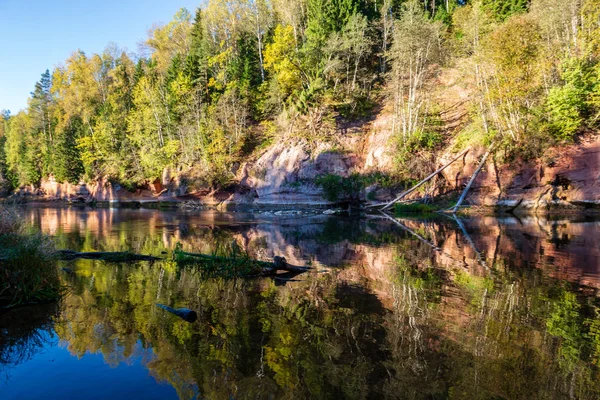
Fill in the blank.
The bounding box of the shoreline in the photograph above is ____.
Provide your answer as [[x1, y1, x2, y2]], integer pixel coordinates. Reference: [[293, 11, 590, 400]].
[[4, 197, 600, 217]]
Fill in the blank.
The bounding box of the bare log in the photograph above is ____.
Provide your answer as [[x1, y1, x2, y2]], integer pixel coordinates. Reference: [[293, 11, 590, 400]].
[[56, 250, 161, 262], [449, 146, 493, 214], [505, 198, 523, 214], [379, 148, 470, 211]]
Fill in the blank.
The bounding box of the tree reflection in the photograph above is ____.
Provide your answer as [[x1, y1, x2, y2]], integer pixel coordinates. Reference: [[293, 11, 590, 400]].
[[0, 303, 59, 382], [5, 208, 600, 399]]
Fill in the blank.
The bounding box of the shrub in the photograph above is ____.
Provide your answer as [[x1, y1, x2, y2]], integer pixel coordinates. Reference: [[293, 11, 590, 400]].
[[316, 172, 402, 202], [315, 173, 369, 202], [546, 57, 595, 141], [547, 85, 585, 141]]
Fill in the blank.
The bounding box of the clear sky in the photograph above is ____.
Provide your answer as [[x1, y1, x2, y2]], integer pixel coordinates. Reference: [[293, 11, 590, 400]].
[[0, 0, 203, 114]]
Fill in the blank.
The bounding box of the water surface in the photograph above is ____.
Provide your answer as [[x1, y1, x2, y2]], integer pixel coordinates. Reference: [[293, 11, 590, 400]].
[[2, 207, 600, 399]]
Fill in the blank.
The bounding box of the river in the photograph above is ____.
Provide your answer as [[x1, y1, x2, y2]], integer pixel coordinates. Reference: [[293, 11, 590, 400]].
[[1, 206, 600, 399]]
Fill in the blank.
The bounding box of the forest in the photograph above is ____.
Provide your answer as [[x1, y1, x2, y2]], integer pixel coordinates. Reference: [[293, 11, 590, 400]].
[[0, 0, 599, 194]]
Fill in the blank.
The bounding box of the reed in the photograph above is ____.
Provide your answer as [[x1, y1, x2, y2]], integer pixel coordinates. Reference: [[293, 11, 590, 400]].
[[0, 206, 62, 308]]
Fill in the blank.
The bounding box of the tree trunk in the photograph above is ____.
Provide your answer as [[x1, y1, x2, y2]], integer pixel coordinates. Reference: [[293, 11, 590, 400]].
[[378, 148, 470, 210], [450, 146, 493, 213]]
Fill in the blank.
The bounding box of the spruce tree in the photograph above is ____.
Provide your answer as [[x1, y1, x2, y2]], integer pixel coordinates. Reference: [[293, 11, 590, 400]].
[[53, 119, 84, 184]]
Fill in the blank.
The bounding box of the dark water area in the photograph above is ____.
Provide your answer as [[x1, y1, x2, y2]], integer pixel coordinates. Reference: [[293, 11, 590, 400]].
[[1, 207, 600, 399]]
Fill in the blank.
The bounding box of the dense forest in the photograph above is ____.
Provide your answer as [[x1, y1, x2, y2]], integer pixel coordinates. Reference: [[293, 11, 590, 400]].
[[0, 0, 599, 193]]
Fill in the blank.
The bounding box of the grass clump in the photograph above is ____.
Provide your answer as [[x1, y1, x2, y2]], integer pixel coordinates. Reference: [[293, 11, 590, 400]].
[[0, 206, 62, 308], [394, 202, 440, 214]]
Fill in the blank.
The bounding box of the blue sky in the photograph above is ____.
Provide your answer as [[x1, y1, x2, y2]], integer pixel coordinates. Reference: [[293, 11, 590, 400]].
[[0, 0, 203, 114]]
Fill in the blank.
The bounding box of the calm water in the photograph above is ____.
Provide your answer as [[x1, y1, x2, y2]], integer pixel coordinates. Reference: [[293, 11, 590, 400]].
[[2, 207, 600, 399]]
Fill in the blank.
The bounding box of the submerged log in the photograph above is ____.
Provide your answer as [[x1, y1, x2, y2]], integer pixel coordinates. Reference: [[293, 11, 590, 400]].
[[156, 304, 198, 322], [177, 252, 310, 276], [56, 250, 161, 262]]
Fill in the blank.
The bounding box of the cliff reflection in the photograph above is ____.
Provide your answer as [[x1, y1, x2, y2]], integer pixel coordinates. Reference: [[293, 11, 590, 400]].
[[9, 207, 600, 399]]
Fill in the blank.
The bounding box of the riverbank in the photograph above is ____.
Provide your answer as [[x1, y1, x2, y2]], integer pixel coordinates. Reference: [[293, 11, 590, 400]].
[[4, 133, 598, 215]]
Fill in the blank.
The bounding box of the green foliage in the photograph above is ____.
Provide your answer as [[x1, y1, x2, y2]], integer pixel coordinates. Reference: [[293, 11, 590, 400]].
[[0, 206, 62, 308], [546, 57, 596, 141], [394, 202, 439, 214], [315, 173, 363, 202], [2, 0, 600, 194], [54, 121, 84, 184], [483, 0, 529, 21], [315, 171, 400, 202]]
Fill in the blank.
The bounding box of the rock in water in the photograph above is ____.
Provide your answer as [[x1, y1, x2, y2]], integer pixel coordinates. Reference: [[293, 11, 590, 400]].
[[156, 303, 198, 323]]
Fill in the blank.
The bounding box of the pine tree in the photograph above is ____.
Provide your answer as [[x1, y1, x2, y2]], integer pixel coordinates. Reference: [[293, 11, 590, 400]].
[[186, 7, 210, 95], [483, 0, 529, 21], [0, 111, 11, 193]]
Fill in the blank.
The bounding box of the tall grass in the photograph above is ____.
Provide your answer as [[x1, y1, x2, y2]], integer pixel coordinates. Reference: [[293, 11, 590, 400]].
[[0, 206, 62, 308]]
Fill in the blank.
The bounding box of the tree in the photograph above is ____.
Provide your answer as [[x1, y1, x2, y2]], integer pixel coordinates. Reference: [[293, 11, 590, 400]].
[[0, 111, 11, 192], [272, 0, 307, 45], [29, 70, 53, 143], [546, 57, 595, 140], [388, 0, 443, 144], [146, 8, 193, 74], [483, 0, 529, 21], [186, 8, 211, 97], [483, 14, 542, 142], [264, 25, 303, 99], [242, 0, 273, 83], [54, 118, 85, 184]]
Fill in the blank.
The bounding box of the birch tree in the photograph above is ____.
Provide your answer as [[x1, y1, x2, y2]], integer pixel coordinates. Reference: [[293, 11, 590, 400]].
[[242, 0, 273, 82], [388, 0, 443, 144]]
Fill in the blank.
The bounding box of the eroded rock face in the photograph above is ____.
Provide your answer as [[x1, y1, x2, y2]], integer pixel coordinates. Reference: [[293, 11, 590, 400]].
[[240, 141, 359, 205], [441, 135, 600, 211], [363, 114, 395, 172]]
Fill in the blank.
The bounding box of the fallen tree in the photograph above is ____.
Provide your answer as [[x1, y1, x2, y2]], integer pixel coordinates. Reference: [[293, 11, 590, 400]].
[[175, 251, 311, 277], [55, 248, 311, 278], [447, 145, 494, 214], [377, 148, 470, 211], [56, 250, 161, 262]]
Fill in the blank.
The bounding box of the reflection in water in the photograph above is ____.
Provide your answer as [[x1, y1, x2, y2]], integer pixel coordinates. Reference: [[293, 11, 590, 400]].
[[0, 303, 58, 382], [1, 206, 600, 399]]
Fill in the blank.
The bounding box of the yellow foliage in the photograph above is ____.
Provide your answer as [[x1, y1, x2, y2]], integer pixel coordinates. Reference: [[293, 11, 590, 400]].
[[264, 25, 302, 97]]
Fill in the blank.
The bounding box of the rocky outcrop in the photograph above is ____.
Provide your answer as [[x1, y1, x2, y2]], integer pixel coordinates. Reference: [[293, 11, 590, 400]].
[[236, 141, 360, 205], [441, 135, 600, 211]]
